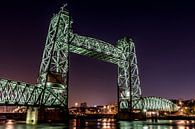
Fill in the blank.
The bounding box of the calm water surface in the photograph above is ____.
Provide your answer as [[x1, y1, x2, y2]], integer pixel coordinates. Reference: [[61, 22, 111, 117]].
[[1, 119, 195, 129]]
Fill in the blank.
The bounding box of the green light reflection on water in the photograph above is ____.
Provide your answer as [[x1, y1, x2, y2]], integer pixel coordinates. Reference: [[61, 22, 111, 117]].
[[1, 119, 195, 129]]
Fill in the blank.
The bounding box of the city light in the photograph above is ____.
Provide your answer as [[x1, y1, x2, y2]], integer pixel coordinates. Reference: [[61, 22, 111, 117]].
[[75, 102, 78, 107]]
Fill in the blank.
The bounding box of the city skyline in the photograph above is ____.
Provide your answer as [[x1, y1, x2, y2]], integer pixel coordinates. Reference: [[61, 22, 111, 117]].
[[0, 0, 195, 107]]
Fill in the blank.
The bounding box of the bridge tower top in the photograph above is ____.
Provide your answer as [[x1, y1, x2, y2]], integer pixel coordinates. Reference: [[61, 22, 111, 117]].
[[58, 4, 70, 17]]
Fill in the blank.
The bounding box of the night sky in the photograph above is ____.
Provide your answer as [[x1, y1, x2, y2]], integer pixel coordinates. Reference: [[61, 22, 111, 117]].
[[0, 0, 195, 107]]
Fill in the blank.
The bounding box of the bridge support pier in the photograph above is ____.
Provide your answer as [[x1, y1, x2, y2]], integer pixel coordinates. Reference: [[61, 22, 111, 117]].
[[117, 110, 147, 120], [26, 107, 38, 124], [117, 111, 132, 120], [38, 108, 69, 124]]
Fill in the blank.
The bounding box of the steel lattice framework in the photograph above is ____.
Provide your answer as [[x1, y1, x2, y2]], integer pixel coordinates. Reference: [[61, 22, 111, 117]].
[[0, 79, 65, 106], [0, 7, 178, 112], [133, 97, 178, 112], [38, 8, 141, 111]]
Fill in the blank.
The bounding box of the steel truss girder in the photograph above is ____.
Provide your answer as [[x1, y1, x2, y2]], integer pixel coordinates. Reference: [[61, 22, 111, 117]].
[[69, 34, 123, 64], [0, 79, 66, 107], [133, 96, 178, 112]]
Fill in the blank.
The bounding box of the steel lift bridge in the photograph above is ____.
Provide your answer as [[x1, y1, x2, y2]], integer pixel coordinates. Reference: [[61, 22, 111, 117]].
[[0, 7, 178, 124]]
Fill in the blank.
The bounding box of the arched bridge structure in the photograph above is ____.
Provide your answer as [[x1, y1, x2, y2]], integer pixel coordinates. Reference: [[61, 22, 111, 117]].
[[133, 97, 178, 112], [0, 7, 178, 122]]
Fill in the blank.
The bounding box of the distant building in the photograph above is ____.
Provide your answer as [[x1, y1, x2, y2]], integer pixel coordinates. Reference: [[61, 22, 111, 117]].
[[80, 102, 87, 108], [69, 102, 117, 115]]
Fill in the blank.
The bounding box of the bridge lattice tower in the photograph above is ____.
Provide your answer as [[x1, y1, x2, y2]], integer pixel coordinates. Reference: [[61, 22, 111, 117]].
[[38, 7, 141, 112]]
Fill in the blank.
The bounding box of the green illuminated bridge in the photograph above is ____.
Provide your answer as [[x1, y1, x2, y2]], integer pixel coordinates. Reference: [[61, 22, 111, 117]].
[[0, 7, 178, 123]]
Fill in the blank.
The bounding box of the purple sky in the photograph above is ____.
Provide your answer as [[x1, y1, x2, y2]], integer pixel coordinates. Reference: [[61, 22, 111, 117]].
[[0, 0, 195, 107]]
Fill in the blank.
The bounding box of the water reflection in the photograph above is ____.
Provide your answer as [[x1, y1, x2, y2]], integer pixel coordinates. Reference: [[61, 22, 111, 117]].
[[5, 125, 15, 129], [118, 120, 195, 129], [71, 118, 116, 128], [1, 119, 195, 129]]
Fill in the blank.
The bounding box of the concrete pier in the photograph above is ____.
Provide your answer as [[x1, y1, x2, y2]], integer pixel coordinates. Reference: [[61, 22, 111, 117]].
[[26, 107, 38, 124], [117, 111, 146, 120], [117, 111, 132, 120]]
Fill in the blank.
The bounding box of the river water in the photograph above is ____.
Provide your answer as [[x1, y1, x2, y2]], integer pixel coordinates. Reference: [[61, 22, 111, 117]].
[[1, 119, 195, 129]]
